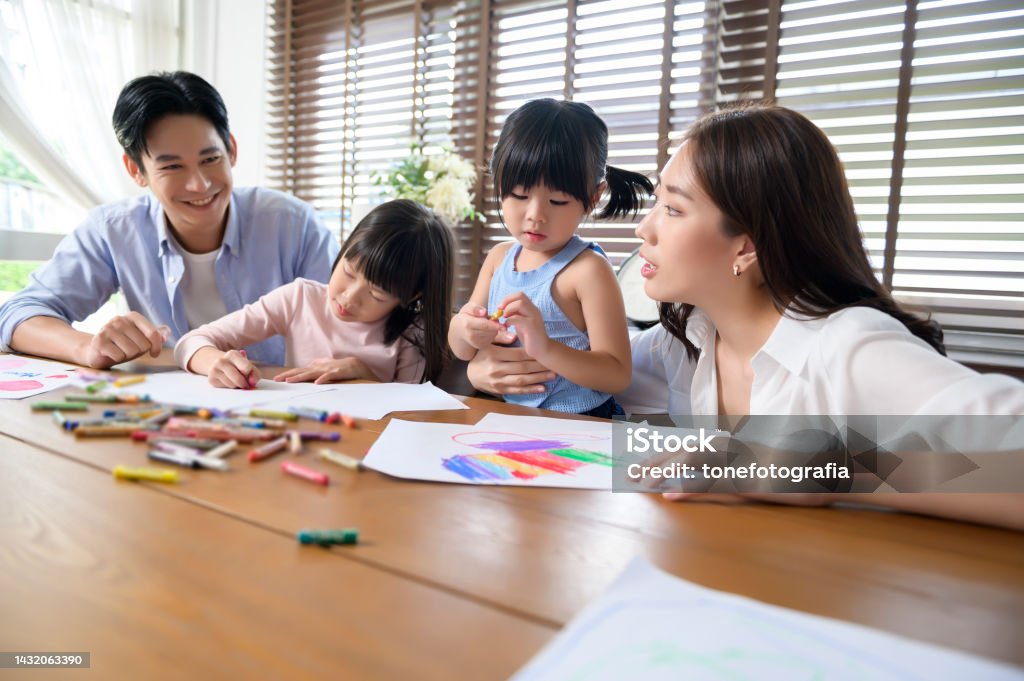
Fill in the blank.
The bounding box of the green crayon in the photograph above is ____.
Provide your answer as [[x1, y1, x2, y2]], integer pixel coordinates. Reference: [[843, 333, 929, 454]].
[[32, 401, 90, 411], [297, 528, 359, 546]]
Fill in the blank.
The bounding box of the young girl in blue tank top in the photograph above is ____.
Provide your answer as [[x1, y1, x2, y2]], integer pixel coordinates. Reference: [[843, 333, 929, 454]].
[[448, 99, 652, 417]]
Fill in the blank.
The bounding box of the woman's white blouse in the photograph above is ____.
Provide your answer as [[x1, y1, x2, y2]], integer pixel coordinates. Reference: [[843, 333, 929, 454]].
[[619, 307, 1024, 417]]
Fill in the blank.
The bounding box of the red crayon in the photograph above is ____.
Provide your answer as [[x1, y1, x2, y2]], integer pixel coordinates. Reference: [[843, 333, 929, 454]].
[[281, 460, 329, 486], [247, 436, 289, 462]]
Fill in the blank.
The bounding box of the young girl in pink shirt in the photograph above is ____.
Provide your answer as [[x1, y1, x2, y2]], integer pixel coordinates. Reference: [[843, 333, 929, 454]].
[[175, 199, 454, 387]]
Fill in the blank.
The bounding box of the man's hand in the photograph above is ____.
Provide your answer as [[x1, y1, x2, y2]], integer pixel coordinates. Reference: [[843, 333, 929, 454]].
[[77, 312, 168, 368]]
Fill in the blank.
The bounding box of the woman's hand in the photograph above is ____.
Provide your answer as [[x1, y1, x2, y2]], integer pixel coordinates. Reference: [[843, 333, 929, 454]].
[[467, 344, 556, 396], [274, 357, 378, 384]]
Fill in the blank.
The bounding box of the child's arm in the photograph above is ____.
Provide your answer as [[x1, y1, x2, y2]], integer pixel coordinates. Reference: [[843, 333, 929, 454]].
[[448, 243, 514, 361], [174, 283, 294, 387], [500, 251, 631, 394]]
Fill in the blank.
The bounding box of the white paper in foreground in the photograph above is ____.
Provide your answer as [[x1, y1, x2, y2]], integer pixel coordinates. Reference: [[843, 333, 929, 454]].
[[105, 371, 332, 411], [362, 416, 613, 489], [513, 557, 1024, 681], [0, 355, 79, 399], [249, 381, 468, 420]]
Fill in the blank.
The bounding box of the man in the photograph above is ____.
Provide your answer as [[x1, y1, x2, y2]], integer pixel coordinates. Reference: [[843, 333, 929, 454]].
[[0, 71, 337, 368]]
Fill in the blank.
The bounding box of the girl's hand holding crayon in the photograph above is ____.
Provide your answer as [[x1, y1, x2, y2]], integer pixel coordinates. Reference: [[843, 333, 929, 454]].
[[452, 303, 516, 350], [498, 292, 550, 360], [200, 348, 259, 390], [274, 356, 378, 384]]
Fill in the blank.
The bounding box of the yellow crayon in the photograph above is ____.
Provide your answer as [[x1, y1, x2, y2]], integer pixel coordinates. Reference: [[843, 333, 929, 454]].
[[249, 409, 299, 422], [113, 375, 146, 388], [489, 308, 504, 321], [113, 465, 179, 483]]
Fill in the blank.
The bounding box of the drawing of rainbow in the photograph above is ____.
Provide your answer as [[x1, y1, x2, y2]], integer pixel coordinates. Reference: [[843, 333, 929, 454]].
[[442, 436, 612, 482]]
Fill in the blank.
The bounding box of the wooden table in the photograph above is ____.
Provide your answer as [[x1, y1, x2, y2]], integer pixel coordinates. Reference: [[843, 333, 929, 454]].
[[1, 355, 1022, 679]]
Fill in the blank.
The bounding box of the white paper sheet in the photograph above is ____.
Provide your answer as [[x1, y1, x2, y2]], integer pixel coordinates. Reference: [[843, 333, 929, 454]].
[[362, 416, 613, 489], [104, 371, 333, 411], [0, 355, 79, 399], [247, 381, 469, 420], [513, 557, 1024, 681]]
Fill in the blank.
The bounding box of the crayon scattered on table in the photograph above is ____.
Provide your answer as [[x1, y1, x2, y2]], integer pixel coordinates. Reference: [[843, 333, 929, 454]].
[[288, 406, 328, 421], [113, 465, 179, 484], [66, 393, 119, 403], [85, 379, 108, 393], [112, 375, 146, 388], [204, 440, 239, 459], [32, 401, 89, 411], [318, 449, 363, 471], [341, 413, 356, 429], [250, 409, 299, 422], [247, 436, 289, 462], [148, 448, 199, 468], [288, 431, 302, 455], [51, 410, 67, 428], [281, 460, 329, 486], [297, 528, 358, 545], [299, 431, 341, 442]]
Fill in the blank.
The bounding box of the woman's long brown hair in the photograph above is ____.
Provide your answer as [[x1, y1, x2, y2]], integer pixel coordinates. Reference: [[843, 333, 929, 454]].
[[660, 103, 944, 361]]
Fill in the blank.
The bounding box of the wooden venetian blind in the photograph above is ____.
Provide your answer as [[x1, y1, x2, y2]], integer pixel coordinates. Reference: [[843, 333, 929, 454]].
[[268, 0, 1022, 368], [771, 0, 1023, 368]]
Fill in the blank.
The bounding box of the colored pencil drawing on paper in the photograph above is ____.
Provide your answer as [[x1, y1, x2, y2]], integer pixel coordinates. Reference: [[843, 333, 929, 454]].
[[0, 356, 78, 399], [362, 417, 614, 489], [442, 430, 613, 482]]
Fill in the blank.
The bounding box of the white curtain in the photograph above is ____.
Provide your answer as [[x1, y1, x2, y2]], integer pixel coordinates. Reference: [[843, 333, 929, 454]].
[[0, 0, 180, 211]]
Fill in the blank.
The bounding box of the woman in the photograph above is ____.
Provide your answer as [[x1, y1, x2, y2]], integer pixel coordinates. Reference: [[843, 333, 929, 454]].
[[469, 103, 1023, 530]]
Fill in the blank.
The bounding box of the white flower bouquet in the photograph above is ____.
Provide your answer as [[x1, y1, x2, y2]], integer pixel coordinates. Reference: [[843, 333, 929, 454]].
[[372, 144, 484, 225]]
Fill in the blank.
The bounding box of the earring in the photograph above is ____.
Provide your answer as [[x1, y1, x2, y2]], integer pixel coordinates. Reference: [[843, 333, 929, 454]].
[[733, 264, 741, 277]]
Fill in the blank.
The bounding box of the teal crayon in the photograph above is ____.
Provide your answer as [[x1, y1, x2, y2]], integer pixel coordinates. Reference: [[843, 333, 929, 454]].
[[297, 528, 359, 545], [32, 401, 89, 411], [51, 410, 67, 428]]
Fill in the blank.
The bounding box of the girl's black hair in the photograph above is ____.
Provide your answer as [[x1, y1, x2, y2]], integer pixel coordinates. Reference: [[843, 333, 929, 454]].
[[659, 103, 944, 361], [490, 99, 653, 219], [332, 199, 454, 383]]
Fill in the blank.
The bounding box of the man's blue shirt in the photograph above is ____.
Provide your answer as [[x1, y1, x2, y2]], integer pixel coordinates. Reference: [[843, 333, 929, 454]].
[[0, 186, 339, 365]]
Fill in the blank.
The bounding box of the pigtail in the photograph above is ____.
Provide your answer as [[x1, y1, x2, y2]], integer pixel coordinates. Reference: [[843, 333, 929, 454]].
[[597, 165, 654, 219]]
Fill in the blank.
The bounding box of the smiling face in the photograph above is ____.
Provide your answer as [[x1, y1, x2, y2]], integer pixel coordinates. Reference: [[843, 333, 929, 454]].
[[124, 114, 236, 251], [501, 183, 589, 258], [635, 144, 744, 307], [327, 257, 402, 324]]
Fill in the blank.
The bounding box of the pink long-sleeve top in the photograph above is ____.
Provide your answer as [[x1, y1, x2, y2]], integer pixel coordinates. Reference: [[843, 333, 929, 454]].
[[173, 278, 425, 383]]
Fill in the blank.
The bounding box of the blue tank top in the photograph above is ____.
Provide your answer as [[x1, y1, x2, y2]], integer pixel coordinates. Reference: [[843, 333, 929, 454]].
[[487, 235, 611, 413]]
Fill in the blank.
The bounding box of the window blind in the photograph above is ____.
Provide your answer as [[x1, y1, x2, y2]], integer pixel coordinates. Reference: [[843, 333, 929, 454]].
[[267, 0, 1023, 369]]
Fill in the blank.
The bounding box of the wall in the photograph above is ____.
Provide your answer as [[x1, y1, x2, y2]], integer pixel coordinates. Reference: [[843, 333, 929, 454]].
[[183, 0, 268, 187]]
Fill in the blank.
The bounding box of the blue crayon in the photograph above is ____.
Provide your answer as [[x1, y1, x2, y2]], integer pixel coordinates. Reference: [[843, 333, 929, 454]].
[[288, 406, 329, 422]]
